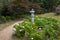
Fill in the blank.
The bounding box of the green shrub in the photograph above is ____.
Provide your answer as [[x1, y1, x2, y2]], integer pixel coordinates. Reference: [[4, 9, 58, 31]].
[[14, 16, 60, 40], [0, 16, 6, 23], [6, 16, 12, 21], [0, 16, 15, 23], [6, 16, 16, 21], [40, 8, 47, 14], [10, 16, 16, 20]]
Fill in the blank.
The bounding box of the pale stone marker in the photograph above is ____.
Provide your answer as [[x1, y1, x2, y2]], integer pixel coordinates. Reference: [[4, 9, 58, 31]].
[[30, 9, 35, 23]]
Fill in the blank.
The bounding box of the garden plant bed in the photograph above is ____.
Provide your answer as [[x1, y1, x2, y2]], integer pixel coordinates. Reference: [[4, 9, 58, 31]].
[[14, 16, 60, 40]]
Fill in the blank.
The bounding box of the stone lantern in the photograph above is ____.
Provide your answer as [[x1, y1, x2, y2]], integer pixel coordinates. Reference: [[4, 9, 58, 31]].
[[30, 9, 35, 23]]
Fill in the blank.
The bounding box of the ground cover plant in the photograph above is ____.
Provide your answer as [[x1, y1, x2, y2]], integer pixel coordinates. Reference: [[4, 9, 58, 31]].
[[14, 16, 60, 40]]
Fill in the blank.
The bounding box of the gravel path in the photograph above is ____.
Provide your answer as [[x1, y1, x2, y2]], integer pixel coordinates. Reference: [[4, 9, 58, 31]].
[[0, 21, 23, 40]]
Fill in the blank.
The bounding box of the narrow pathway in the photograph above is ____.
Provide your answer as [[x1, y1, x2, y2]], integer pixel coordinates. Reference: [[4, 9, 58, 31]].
[[0, 21, 23, 40]]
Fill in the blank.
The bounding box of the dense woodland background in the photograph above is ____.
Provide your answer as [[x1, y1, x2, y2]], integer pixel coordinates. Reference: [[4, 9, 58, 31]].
[[0, 0, 60, 23]]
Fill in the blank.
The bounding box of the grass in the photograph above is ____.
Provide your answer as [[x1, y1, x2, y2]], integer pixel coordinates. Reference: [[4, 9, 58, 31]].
[[38, 12, 60, 21]]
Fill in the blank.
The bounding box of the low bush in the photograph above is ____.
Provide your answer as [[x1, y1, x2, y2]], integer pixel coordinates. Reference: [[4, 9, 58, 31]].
[[14, 16, 60, 40], [0, 16, 16, 23], [0, 16, 6, 23], [6, 16, 12, 21]]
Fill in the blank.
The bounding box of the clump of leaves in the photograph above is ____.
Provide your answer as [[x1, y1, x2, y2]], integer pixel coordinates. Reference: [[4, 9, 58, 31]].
[[0, 16, 6, 23], [14, 16, 60, 40]]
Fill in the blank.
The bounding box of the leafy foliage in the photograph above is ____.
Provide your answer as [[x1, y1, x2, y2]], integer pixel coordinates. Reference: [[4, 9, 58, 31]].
[[0, 16, 6, 23], [0, 16, 16, 23], [0, 0, 13, 15], [14, 16, 60, 40], [29, 0, 60, 12]]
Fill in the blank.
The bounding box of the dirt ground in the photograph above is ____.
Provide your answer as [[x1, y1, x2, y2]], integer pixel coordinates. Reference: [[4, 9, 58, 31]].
[[0, 21, 23, 40]]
